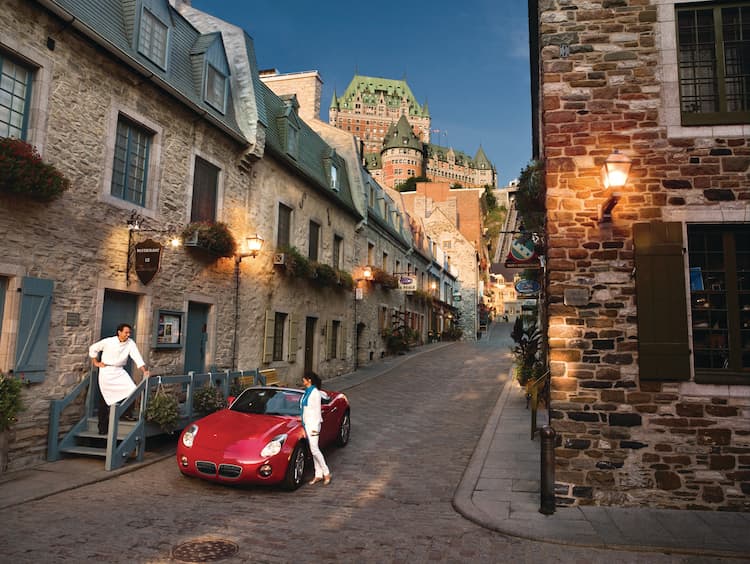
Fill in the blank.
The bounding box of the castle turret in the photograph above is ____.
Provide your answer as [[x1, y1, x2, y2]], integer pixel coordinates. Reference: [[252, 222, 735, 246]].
[[380, 115, 425, 188]]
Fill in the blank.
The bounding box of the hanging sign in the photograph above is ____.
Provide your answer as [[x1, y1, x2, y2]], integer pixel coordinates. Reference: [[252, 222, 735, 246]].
[[515, 279, 541, 295], [398, 275, 417, 292], [135, 238, 162, 285], [505, 235, 541, 269]]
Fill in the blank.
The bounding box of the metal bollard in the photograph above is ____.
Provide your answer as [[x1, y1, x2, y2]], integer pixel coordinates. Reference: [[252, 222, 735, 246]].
[[539, 425, 556, 515]]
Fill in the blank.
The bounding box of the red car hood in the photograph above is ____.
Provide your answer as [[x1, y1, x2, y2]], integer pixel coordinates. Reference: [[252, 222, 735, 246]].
[[191, 409, 300, 456]]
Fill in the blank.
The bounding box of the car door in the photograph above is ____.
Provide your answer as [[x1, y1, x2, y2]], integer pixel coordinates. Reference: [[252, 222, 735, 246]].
[[319, 392, 339, 445]]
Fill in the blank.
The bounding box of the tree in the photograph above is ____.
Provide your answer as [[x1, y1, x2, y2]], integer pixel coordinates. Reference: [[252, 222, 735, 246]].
[[394, 176, 429, 192]]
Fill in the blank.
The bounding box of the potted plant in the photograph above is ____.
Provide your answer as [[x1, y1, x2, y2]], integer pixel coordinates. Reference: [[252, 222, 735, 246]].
[[0, 372, 25, 472], [276, 246, 313, 279], [0, 138, 70, 201], [181, 222, 237, 259], [510, 316, 541, 387], [311, 262, 338, 288], [193, 383, 225, 415], [145, 385, 180, 433], [337, 269, 354, 291], [371, 267, 399, 290]]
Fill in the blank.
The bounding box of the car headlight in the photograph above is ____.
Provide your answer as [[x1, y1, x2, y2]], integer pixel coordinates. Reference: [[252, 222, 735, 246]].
[[182, 424, 199, 448], [260, 433, 287, 458]]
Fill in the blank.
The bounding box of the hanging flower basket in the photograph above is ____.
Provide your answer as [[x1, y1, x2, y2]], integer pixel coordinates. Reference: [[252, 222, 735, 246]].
[[193, 383, 225, 414], [181, 222, 237, 259], [146, 383, 180, 433], [0, 138, 70, 201]]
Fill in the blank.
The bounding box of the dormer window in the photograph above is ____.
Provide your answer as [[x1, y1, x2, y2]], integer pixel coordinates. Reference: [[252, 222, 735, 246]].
[[287, 123, 299, 157], [330, 163, 339, 191], [205, 64, 227, 113], [139, 8, 168, 68]]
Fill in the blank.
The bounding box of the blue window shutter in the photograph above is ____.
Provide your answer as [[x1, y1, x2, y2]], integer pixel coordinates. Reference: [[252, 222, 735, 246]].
[[15, 277, 54, 383]]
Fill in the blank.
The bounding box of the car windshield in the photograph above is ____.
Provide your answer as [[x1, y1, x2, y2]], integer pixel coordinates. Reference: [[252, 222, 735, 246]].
[[230, 388, 302, 416]]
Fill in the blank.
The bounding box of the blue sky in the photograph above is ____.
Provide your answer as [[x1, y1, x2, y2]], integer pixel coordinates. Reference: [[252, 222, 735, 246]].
[[191, 0, 532, 186]]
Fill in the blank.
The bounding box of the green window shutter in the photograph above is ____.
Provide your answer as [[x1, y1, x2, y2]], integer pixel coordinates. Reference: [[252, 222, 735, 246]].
[[15, 277, 54, 383], [287, 314, 298, 363], [634, 222, 691, 380], [262, 310, 274, 364]]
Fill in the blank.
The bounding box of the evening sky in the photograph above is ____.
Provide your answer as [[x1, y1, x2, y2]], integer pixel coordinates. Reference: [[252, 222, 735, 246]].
[[191, 0, 533, 186]]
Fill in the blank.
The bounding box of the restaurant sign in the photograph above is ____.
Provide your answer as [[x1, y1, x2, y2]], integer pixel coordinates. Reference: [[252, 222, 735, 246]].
[[135, 238, 162, 285]]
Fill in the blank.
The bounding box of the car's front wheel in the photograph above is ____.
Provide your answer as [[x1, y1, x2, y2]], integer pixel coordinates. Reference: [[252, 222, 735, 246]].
[[282, 443, 306, 490], [336, 410, 351, 447]]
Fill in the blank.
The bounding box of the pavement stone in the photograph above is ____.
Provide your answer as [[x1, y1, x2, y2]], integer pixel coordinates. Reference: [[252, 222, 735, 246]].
[[1, 325, 749, 562]]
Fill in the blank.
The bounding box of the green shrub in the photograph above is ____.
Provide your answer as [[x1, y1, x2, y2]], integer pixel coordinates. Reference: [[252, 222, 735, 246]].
[[146, 387, 180, 433], [0, 373, 24, 432], [182, 222, 237, 258]]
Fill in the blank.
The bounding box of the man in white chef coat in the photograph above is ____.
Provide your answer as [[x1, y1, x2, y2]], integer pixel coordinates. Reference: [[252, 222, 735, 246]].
[[89, 323, 150, 434]]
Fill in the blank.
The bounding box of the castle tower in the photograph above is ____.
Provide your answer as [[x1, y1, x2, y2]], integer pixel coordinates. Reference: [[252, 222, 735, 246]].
[[380, 115, 425, 189]]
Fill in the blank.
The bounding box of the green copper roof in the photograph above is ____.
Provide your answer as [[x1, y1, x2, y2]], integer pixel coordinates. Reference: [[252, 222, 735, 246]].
[[474, 146, 492, 168], [427, 143, 494, 170], [383, 115, 423, 151], [336, 74, 429, 117], [329, 89, 338, 110]]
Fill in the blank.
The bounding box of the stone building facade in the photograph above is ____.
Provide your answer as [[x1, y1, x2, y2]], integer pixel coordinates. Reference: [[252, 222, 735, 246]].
[[0, 0, 460, 472], [531, 0, 750, 510]]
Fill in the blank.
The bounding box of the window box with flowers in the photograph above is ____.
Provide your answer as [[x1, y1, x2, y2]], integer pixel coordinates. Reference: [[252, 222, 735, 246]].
[[371, 267, 399, 290], [181, 222, 237, 259], [0, 138, 70, 201]]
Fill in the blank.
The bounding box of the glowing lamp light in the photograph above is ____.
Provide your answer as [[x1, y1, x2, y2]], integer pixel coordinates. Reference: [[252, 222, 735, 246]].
[[245, 234, 264, 258], [601, 149, 632, 189], [362, 265, 373, 281]]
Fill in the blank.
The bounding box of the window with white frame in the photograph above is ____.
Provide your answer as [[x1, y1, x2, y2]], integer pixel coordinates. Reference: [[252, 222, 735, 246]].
[[111, 115, 152, 206], [330, 162, 339, 191], [138, 8, 168, 68], [0, 53, 32, 139], [205, 64, 227, 113], [676, 2, 750, 125]]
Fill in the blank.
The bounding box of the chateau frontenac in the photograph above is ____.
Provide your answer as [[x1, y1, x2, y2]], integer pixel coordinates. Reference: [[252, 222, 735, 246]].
[[329, 75, 496, 190]]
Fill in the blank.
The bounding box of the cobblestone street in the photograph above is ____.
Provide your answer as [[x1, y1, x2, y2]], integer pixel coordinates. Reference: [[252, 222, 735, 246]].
[[0, 326, 733, 563]]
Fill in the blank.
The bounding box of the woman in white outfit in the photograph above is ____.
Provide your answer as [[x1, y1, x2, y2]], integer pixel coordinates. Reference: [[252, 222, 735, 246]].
[[89, 323, 150, 433], [300, 372, 331, 485]]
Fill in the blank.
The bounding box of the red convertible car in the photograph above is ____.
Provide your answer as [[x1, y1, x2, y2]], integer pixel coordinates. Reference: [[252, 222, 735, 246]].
[[176, 386, 350, 489]]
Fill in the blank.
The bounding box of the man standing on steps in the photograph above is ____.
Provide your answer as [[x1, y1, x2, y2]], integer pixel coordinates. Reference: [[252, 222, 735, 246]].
[[89, 323, 150, 434]]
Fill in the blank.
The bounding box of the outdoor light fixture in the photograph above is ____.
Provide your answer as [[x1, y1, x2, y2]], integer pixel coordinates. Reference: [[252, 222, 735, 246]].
[[245, 234, 264, 258], [601, 149, 632, 189], [362, 265, 373, 281]]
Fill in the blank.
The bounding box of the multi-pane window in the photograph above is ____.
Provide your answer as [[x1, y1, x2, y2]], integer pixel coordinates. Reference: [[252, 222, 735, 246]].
[[677, 3, 750, 125], [190, 157, 219, 222], [205, 64, 227, 113], [277, 203, 292, 248], [332, 235, 343, 270], [0, 54, 32, 139], [688, 224, 750, 377], [308, 221, 320, 261], [111, 116, 151, 206], [273, 312, 287, 362], [138, 8, 168, 68]]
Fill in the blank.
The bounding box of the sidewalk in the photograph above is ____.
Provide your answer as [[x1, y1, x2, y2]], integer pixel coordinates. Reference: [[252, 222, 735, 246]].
[[453, 376, 750, 559], [2, 339, 749, 559]]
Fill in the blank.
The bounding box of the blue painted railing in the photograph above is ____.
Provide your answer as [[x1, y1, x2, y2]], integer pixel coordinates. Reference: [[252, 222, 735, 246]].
[[47, 368, 267, 471]]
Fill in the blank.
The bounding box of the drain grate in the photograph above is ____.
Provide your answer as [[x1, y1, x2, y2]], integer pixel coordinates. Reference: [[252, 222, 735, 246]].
[[172, 539, 239, 562]]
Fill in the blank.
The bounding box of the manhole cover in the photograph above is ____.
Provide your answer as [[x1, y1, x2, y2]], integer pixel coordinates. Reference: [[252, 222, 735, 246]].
[[172, 539, 239, 562]]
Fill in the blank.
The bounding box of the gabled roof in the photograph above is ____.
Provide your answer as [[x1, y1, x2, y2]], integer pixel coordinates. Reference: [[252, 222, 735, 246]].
[[47, 0, 245, 141], [427, 142, 495, 170], [336, 74, 428, 117]]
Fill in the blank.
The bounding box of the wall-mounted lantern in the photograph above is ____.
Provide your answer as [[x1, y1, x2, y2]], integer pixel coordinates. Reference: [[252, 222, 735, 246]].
[[237, 234, 264, 262], [601, 149, 632, 189]]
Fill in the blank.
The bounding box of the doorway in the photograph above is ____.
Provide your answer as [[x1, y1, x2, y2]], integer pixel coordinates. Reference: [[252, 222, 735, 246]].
[[185, 302, 209, 374], [98, 290, 139, 416], [304, 316, 317, 374]]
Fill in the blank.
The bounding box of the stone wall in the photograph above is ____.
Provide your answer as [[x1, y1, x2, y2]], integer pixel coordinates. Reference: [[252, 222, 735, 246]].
[[539, 0, 750, 510]]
